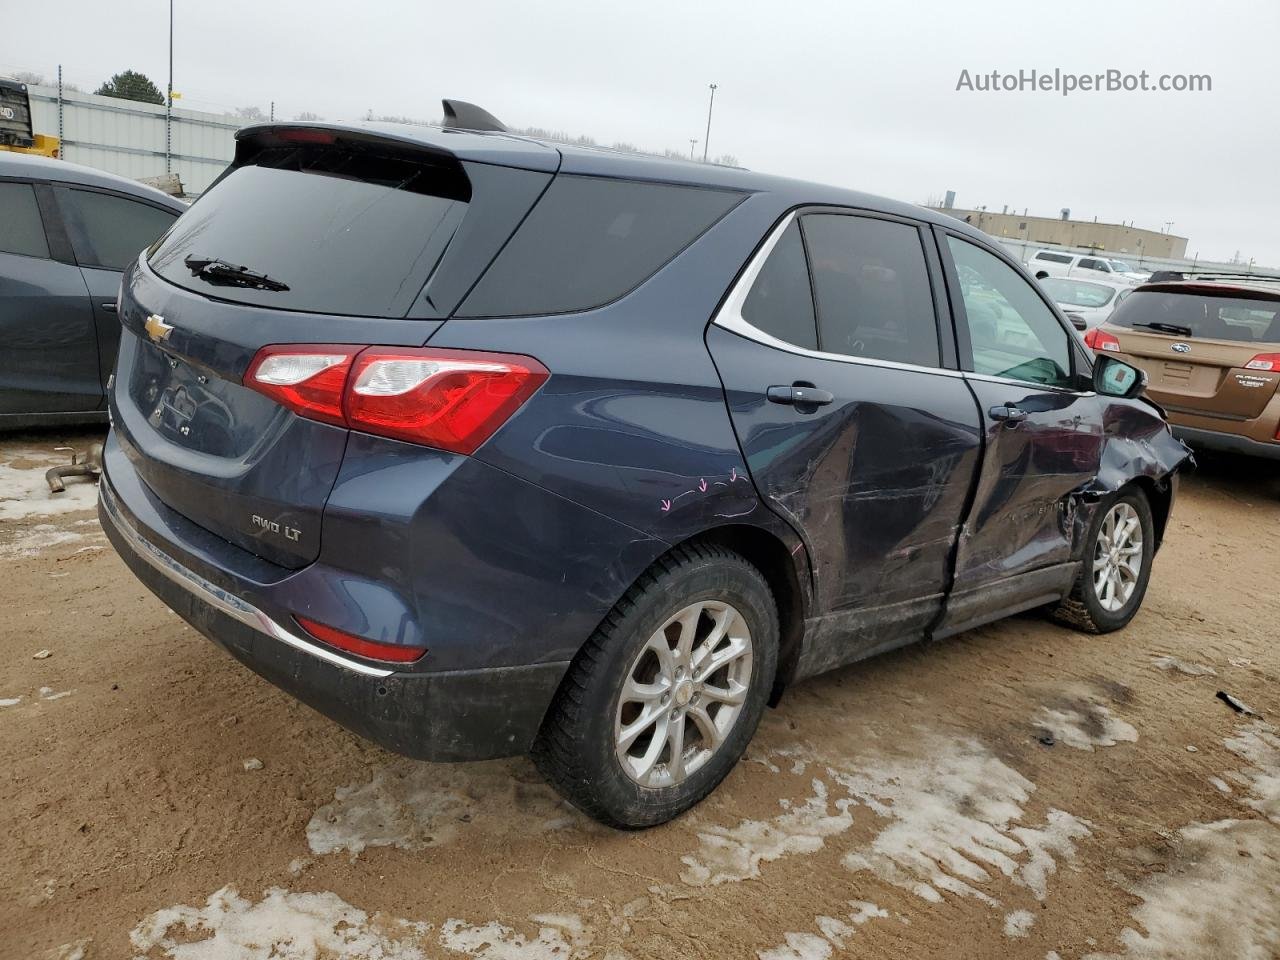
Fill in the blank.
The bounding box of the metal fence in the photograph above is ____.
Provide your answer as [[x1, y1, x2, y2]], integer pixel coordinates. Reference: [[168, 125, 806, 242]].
[[27, 84, 238, 194]]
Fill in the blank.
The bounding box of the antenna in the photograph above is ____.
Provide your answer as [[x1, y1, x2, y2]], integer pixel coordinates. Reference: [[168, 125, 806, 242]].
[[441, 99, 508, 133]]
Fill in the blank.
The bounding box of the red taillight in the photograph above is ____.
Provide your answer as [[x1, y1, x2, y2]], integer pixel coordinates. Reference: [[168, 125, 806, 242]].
[[244, 345, 358, 426], [295, 616, 427, 664], [1244, 353, 1280, 372], [346, 347, 549, 454], [1084, 328, 1121, 352], [243, 344, 548, 454], [275, 129, 336, 144]]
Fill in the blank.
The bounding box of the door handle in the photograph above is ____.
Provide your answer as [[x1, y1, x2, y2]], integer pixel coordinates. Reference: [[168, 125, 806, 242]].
[[988, 404, 1028, 423], [101, 302, 118, 312], [767, 385, 834, 406]]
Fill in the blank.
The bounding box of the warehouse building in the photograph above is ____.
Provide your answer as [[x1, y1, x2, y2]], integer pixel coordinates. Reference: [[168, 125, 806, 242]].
[[929, 199, 1189, 259]]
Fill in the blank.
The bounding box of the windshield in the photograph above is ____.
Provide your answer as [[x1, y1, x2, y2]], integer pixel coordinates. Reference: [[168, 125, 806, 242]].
[[1040, 278, 1115, 308], [1110, 289, 1280, 343], [1108, 260, 1136, 273]]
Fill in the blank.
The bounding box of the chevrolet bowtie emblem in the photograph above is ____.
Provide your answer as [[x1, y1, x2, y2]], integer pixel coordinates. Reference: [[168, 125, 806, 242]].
[[144, 313, 173, 342]]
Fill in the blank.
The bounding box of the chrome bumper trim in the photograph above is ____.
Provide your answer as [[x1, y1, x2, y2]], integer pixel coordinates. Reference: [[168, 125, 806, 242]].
[[99, 479, 394, 679]]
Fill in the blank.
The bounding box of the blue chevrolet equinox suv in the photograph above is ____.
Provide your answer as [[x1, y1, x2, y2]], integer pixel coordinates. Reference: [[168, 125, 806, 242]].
[[100, 102, 1190, 827]]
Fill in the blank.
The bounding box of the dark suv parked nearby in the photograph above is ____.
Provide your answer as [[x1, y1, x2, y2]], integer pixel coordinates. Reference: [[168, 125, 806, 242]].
[[0, 153, 184, 427], [100, 113, 1190, 827]]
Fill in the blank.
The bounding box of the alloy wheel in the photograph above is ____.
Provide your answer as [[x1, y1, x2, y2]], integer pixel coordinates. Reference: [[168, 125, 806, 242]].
[[1092, 502, 1144, 613], [613, 600, 754, 788]]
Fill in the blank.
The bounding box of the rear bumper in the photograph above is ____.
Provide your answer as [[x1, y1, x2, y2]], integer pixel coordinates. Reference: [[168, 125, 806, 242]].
[[1172, 425, 1280, 462], [99, 471, 569, 762]]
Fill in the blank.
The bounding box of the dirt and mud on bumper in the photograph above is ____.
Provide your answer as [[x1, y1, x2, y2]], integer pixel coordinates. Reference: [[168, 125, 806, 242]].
[[98, 474, 568, 763]]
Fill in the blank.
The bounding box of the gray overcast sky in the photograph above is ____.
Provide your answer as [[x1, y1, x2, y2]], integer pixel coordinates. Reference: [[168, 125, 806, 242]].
[[6, 0, 1279, 265]]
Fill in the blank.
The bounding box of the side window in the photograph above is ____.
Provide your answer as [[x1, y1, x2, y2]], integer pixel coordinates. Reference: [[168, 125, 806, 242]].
[[740, 220, 817, 349], [801, 214, 940, 367], [61, 189, 177, 271], [459, 177, 742, 317], [946, 236, 1074, 389], [0, 181, 51, 259], [1078, 258, 1107, 272]]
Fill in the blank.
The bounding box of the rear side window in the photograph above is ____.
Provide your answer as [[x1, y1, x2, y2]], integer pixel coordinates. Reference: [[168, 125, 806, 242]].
[[1110, 290, 1280, 343], [801, 214, 940, 367], [62, 189, 177, 270], [459, 176, 741, 317], [150, 147, 470, 316], [1035, 252, 1071, 264], [741, 220, 817, 349], [0, 181, 50, 259]]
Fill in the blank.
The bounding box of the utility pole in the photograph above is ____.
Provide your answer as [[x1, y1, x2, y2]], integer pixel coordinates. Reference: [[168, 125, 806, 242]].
[[689, 138, 698, 160], [270, 101, 275, 121], [701, 83, 717, 162], [56, 65, 63, 158], [166, 0, 173, 173]]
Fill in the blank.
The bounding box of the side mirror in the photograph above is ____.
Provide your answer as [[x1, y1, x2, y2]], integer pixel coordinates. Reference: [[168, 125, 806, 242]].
[[1094, 355, 1146, 399], [1065, 313, 1088, 332]]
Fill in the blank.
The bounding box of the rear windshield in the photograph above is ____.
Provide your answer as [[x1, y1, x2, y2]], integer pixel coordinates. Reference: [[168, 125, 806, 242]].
[[1040, 278, 1115, 307], [458, 176, 742, 317], [149, 146, 470, 316], [1110, 289, 1280, 343]]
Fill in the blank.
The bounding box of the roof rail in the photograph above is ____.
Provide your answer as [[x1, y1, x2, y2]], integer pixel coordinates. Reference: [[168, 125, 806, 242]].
[[441, 99, 507, 133], [1149, 270, 1280, 283]]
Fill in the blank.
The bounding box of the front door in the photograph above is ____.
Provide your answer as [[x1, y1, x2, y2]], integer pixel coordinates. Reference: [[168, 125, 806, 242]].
[[937, 231, 1104, 634], [708, 211, 983, 677]]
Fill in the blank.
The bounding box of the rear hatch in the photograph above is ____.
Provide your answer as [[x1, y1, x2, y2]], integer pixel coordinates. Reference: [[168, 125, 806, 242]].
[[112, 124, 556, 568], [1101, 283, 1280, 420]]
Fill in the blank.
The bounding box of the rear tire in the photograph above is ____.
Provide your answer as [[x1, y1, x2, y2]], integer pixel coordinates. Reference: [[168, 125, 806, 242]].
[[1050, 487, 1154, 633], [532, 542, 778, 829]]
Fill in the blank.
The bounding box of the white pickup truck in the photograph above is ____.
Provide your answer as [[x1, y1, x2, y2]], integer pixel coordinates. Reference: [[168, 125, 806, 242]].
[[1024, 250, 1147, 284]]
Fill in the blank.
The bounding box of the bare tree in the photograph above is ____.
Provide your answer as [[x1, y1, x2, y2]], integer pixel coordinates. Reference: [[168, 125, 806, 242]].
[[294, 111, 323, 121], [234, 106, 267, 121]]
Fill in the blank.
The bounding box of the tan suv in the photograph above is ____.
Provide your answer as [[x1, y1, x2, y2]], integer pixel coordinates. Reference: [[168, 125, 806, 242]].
[[1084, 275, 1280, 460]]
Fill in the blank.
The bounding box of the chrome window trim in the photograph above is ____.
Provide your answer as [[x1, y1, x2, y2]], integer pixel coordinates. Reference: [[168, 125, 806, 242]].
[[99, 480, 394, 679], [714, 213, 1095, 398], [712, 213, 966, 381]]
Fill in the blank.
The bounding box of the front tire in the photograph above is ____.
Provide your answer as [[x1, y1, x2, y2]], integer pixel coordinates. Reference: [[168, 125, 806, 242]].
[[532, 543, 778, 829], [1050, 488, 1155, 633]]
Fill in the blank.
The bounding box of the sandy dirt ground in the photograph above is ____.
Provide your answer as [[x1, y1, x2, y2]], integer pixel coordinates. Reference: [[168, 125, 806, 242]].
[[2, 428, 1278, 960]]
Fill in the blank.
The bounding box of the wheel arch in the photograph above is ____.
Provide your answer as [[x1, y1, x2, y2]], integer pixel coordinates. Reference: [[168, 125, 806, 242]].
[[672, 522, 811, 703]]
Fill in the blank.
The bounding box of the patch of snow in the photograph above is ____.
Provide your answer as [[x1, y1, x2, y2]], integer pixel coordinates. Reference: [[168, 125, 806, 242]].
[[832, 735, 1091, 905], [0, 697, 21, 707], [0, 523, 84, 560], [440, 915, 590, 959], [1222, 721, 1280, 823], [1082, 819, 1279, 960], [45, 940, 90, 960], [680, 778, 854, 885], [242, 757, 264, 771], [760, 902, 887, 959], [1083, 720, 1280, 959], [0, 452, 100, 521], [757, 933, 832, 960], [1004, 910, 1036, 938], [1228, 658, 1253, 668], [33, 649, 51, 660], [1033, 700, 1138, 751], [307, 761, 574, 858], [38, 687, 73, 701], [130, 885, 432, 959], [1150, 655, 1216, 677]]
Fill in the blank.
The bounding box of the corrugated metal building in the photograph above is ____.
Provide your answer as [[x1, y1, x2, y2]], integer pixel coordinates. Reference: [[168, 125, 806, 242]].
[[27, 84, 239, 194]]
